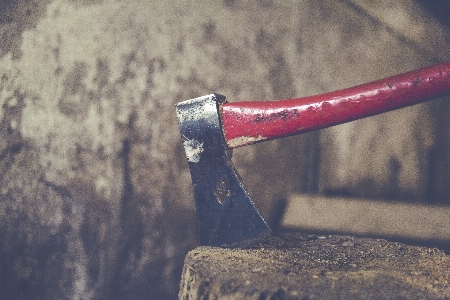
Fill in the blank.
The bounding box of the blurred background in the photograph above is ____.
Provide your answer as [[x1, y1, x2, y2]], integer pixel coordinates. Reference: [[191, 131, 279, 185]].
[[0, 0, 449, 299]]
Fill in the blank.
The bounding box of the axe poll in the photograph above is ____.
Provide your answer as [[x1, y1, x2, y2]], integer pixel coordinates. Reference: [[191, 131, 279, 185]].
[[176, 61, 450, 247]]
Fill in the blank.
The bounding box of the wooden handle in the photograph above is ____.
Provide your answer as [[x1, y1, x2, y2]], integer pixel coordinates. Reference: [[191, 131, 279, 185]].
[[221, 61, 450, 148]]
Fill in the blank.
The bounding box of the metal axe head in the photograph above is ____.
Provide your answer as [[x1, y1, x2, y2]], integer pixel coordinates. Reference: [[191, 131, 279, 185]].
[[176, 94, 270, 247]]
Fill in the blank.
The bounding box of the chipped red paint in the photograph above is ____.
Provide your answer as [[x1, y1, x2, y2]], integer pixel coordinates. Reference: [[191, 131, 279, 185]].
[[221, 61, 450, 148]]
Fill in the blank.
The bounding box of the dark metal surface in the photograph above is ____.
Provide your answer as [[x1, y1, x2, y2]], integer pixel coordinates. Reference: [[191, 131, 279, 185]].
[[176, 94, 270, 247]]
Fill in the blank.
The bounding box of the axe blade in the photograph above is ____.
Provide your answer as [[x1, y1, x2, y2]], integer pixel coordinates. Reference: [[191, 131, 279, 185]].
[[176, 94, 270, 247]]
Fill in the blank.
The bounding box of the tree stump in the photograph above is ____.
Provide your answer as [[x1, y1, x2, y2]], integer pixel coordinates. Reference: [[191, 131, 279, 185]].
[[180, 233, 450, 299]]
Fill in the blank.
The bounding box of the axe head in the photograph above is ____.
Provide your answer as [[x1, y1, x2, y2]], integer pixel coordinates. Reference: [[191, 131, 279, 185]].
[[176, 94, 270, 247]]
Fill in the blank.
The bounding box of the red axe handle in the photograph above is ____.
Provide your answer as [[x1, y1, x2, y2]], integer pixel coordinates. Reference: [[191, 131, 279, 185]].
[[221, 61, 450, 148]]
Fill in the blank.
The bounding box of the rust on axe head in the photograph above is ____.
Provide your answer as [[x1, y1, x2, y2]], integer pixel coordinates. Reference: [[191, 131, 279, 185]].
[[176, 94, 270, 247]]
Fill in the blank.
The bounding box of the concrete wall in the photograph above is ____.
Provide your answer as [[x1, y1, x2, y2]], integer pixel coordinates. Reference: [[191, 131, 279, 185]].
[[0, 0, 449, 299], [318, 1, 450, 202]]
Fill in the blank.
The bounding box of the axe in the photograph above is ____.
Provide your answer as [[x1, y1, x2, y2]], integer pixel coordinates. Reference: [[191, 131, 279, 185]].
[[176, 61, 450, 247]]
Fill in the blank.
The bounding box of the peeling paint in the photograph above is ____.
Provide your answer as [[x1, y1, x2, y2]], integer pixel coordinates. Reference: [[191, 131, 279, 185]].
[[227, 135, 266, 148], [183, 138, 204, 163]]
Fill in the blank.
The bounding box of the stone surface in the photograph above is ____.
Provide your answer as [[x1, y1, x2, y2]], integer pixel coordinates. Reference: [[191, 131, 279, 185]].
[[282, 194, 450, 244], [180, 233, 450, 299]]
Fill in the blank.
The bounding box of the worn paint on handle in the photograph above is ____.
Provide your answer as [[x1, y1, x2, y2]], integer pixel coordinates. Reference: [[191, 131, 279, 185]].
[[221, 61, 450, 148]]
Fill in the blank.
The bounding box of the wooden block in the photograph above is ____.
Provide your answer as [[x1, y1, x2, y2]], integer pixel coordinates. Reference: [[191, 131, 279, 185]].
[[180, 233, 450, 299]]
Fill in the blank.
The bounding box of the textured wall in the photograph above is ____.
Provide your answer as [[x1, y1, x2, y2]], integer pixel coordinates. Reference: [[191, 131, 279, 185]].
[[318, 1, 450, 202], [0, 1, 314, 298], [0, 0, 449, 299]]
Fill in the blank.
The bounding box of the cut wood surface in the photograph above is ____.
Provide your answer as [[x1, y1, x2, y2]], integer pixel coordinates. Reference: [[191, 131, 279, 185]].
[[180, 233, 450, 299]]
